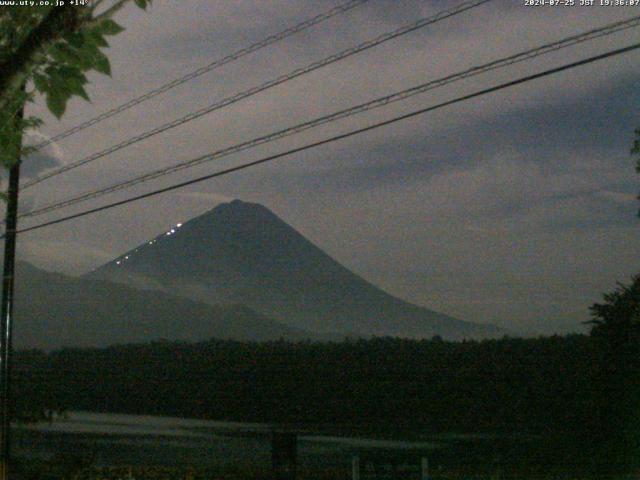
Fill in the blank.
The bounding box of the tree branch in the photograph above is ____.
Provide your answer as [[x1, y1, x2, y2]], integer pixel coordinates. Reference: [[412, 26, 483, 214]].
[[0, 7, 82, 111], [88, 0, 130, 24]]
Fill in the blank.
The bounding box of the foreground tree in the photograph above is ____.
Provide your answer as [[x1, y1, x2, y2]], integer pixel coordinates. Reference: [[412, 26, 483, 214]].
[[586, 275, 640, 475], [589, 275, 640, 341], [0, 0, 153, 173], [1, 2, 153, 477]]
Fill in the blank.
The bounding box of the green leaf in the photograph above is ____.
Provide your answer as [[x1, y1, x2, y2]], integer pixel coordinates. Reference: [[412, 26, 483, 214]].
[[87, 29, 109, 48], [49, 43, 82, 65], [93, 50, 111, 76], [32, 73, 49, 93], [96, 19, 125, 36], [73, 84, 90, 101], [65, 32, 85, 49], [76, 40, 101, 69], [55, 65, 87, 84], [41, 64, 93, 109], [46, 92, 66, 119], [58, 74, 90, 102], [134, 0, 148, 9]]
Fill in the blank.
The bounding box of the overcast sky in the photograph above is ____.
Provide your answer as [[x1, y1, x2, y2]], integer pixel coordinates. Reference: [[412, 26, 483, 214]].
[[16, 0, 640, 335]]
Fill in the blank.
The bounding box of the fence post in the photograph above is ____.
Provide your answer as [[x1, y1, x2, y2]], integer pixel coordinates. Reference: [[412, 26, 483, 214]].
[[421, 457, 429, 480], [352, 455, 360, 480]]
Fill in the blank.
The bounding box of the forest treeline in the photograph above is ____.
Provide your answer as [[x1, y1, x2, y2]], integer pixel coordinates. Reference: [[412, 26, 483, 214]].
[[16, 334, 595, 432], [11, 335, 637, 472], [13, 275, 640, 474]]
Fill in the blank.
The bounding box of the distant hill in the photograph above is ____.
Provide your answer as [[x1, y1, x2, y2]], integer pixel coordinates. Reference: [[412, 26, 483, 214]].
[[88, 200, 502, 340], [14, 261, 316, 350]]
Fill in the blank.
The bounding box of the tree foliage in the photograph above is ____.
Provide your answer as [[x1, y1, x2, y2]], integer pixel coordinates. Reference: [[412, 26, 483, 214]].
[[0, 0, 152, 174], [632, 128, 640, 216], [588, 274, 640, 342], [586, 275, 640, 473]]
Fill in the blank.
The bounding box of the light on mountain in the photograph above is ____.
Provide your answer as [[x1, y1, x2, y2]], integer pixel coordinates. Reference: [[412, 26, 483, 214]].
[[89, 199, 492, 340]]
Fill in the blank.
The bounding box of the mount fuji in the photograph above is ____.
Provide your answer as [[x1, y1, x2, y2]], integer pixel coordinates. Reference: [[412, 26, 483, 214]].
[[88, 200, 501, 340]]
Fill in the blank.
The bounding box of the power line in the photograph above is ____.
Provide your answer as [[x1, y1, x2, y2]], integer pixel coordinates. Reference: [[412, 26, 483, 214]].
[[20, 15, 640, 220], [23, 0, 492, 190], [31, 0, 370, 151], [8, 41, 640, 238]]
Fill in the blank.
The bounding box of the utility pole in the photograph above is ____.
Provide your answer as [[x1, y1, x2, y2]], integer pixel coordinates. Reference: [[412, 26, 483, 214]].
[[0, 104, 23, 480]]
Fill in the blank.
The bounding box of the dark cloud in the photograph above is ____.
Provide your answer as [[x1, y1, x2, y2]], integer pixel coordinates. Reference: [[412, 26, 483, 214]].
[[18, 0, 640, 335], [20, 151, 63, 179]]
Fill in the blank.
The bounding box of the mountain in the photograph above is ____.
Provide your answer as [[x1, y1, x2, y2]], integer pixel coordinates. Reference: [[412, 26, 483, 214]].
[[88, 199, 501, 339], [13, 261, 317, 351]]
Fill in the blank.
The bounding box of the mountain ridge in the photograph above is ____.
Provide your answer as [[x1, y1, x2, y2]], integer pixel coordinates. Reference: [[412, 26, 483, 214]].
[[14, 260, 322, 351], [88, 200, 502, 340]]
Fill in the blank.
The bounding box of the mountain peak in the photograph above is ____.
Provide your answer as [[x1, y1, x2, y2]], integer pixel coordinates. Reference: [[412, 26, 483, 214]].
[[209, 199, 276, 218], [89, 200, 502, 340]]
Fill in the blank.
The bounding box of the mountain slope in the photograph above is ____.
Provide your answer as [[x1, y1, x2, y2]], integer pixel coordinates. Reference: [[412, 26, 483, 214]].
[[88, 200, 501, 339], [14, 261, 316, 350]]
